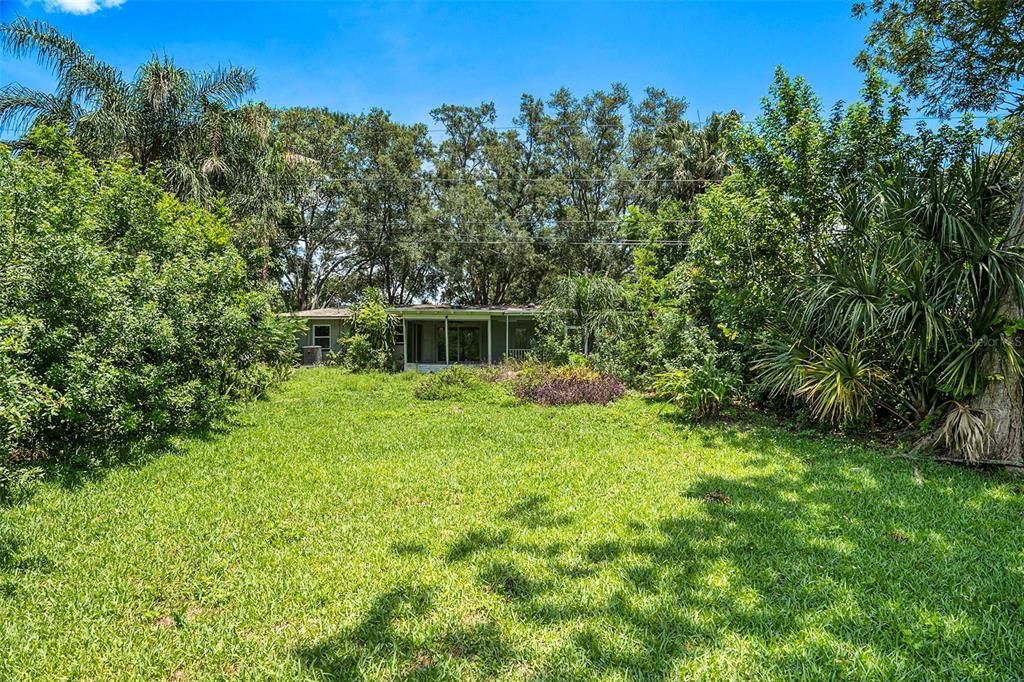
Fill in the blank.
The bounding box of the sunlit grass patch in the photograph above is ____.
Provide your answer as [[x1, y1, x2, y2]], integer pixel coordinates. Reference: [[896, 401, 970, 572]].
[[1, 369, 1022, 680]]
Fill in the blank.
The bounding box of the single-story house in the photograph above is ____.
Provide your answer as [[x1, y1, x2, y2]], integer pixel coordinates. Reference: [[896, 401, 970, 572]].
[[290, 304, 540, 371]]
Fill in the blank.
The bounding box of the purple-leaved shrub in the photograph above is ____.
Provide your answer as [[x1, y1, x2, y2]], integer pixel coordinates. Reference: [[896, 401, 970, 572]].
[[508, 363, 624, 406]]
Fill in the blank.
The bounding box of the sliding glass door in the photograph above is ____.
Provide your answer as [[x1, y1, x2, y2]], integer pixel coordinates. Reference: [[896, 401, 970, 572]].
[[435, 325, 482, 362]]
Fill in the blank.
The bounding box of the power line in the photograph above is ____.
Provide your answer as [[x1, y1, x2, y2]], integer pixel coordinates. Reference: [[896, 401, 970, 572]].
[[272, 114, 1014, 136], [296, 234, 691, 246], [328, 218, 700, 226], [0, 113, 1006, 137], [421, 177, 719, 183]]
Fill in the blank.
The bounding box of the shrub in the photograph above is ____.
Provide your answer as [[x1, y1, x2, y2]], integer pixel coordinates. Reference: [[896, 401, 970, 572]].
[[651, 360, 738, 418], [597, 310, 726, 388], [413, 365, 478, 400], [508, 363, 624, 406], [341, 333, 376, 371], [342, 289, 397, 372], [0, 129, 295, 467]]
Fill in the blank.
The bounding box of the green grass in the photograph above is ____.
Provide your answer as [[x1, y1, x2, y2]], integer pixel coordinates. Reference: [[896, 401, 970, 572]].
[[2, 369, 1023, 680]]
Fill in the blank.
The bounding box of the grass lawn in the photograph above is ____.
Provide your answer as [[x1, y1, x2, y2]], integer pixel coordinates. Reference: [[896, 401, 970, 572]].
[[1, 369, 1023, 680]]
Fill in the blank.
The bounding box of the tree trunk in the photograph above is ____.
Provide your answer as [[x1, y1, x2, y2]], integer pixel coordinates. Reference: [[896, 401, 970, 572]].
[[968, 175, 1024, 466]]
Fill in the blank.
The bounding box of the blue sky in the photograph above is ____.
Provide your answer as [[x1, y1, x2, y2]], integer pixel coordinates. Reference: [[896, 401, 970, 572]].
[[1, 1, 872, 129]]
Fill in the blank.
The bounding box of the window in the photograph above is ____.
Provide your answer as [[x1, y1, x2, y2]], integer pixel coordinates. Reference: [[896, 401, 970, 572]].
[[436, 324, 482, 362], [394, 325, 404, 345], [436, 325, 446, 361], [510, 322, 533, 350], [313, 324, 331, 351]]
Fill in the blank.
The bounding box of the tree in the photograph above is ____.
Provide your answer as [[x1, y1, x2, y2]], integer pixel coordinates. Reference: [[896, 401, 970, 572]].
[[535, 274, 624, 361], [430, 102, 549, 304], [345, 110, 437, 304], [0, 17, 259, 203], [343, 288, 397, 372], [733, 67, 907, 251], [757, 152, 1020, 442], [0, 128, 294, 461], [652, 111, 741, 203], [856, 0, 1024, 463], [274, 107, 354, 310], [539, 85, 687, 278]]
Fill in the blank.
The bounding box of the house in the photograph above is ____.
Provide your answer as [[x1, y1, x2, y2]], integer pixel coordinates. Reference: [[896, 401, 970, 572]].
[[291, 304, 540, 371]]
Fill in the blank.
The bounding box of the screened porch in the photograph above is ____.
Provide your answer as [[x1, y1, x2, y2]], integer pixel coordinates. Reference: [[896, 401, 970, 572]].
[[399, 313, 536, 371]]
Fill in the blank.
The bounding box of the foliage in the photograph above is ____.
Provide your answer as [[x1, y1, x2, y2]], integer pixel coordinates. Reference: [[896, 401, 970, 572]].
[[274, 108, 356, 309], [652, 111, 742, 202], [534, 275, 625, 363], [938, 401, 991, 465], [506, 362, 624, 406], [0, 129, 294, 467], [854, 0, 1024, 464], [688, 179, 801, 359], [794, 345, 889, 426], [274, 108, 439, 307], [429, 102, 549, 305], [651, 360, 737, 418], [5, 16, 1024, 465], [0, 318, 61, 460], [0, 18, 262, 204], [412, 364, 479, 400], [341, 288, 397, 372], [854, 0, 1024, 119], [756, 152, 1022, 439]]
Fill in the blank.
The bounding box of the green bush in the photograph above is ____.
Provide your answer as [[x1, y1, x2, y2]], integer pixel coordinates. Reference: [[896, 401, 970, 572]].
[[413, 365, 478, 400], [342, 289, 397, 372], [0, 129, 295, 469], [651, 360, 738, 418]]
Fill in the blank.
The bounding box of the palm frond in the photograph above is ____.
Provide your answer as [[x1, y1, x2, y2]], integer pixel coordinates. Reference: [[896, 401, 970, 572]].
[[795, 344, 887, 425], [0, 84, 75, 130], [754, 333, 809, 399], [939, 401, 991, 463], [2, 18, 124, 109], [193, 65, 257, 107]]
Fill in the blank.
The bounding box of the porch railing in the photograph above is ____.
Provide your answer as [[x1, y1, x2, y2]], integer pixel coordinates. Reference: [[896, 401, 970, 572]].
[[505, 348, 531, 361]]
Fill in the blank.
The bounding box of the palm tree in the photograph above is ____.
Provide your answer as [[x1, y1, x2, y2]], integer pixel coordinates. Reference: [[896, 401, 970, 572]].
[[546, 275, 625, 355], [0, 17, 258, 202], [756, 152, 1023, 462], [653, 111, 741, 201]]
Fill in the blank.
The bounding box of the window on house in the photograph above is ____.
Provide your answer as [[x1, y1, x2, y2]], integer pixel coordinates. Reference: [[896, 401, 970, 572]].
[[436, 325, 446, 361], [313, 324, 331, 351], [510, 323, 533, 350], [435, 325, 481, 362]]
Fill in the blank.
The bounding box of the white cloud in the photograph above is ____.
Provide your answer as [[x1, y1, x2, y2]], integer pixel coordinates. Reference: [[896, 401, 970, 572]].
[[44, 0, 125, 15]]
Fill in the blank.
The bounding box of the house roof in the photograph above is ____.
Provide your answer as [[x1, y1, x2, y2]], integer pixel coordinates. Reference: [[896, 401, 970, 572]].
[[285, 307, 353, 318], [389, 304, 540, 315], [285, 304, 540, 318]]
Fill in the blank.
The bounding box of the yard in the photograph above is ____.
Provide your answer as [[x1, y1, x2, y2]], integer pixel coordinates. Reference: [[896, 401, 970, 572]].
[[1, 369, 1023, 680]]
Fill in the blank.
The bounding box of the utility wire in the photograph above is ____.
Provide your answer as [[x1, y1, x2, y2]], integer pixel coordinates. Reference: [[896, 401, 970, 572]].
[[0, 113, 1006, 138], [296, 236, 690, 246], [325, 219, 700, 227]]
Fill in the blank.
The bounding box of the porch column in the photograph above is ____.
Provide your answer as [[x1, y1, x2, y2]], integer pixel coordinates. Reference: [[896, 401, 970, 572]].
[[402, 318, 408, 370], [505, 314, 510, 360], [487, 317, 493, 365], [444, 317, 450, 365]]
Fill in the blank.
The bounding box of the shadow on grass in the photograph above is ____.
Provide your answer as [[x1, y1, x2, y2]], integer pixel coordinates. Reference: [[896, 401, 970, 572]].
[[295, 427, 1023, 678], [296, 583, 521, 680], [1, 418, 240, 510]]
